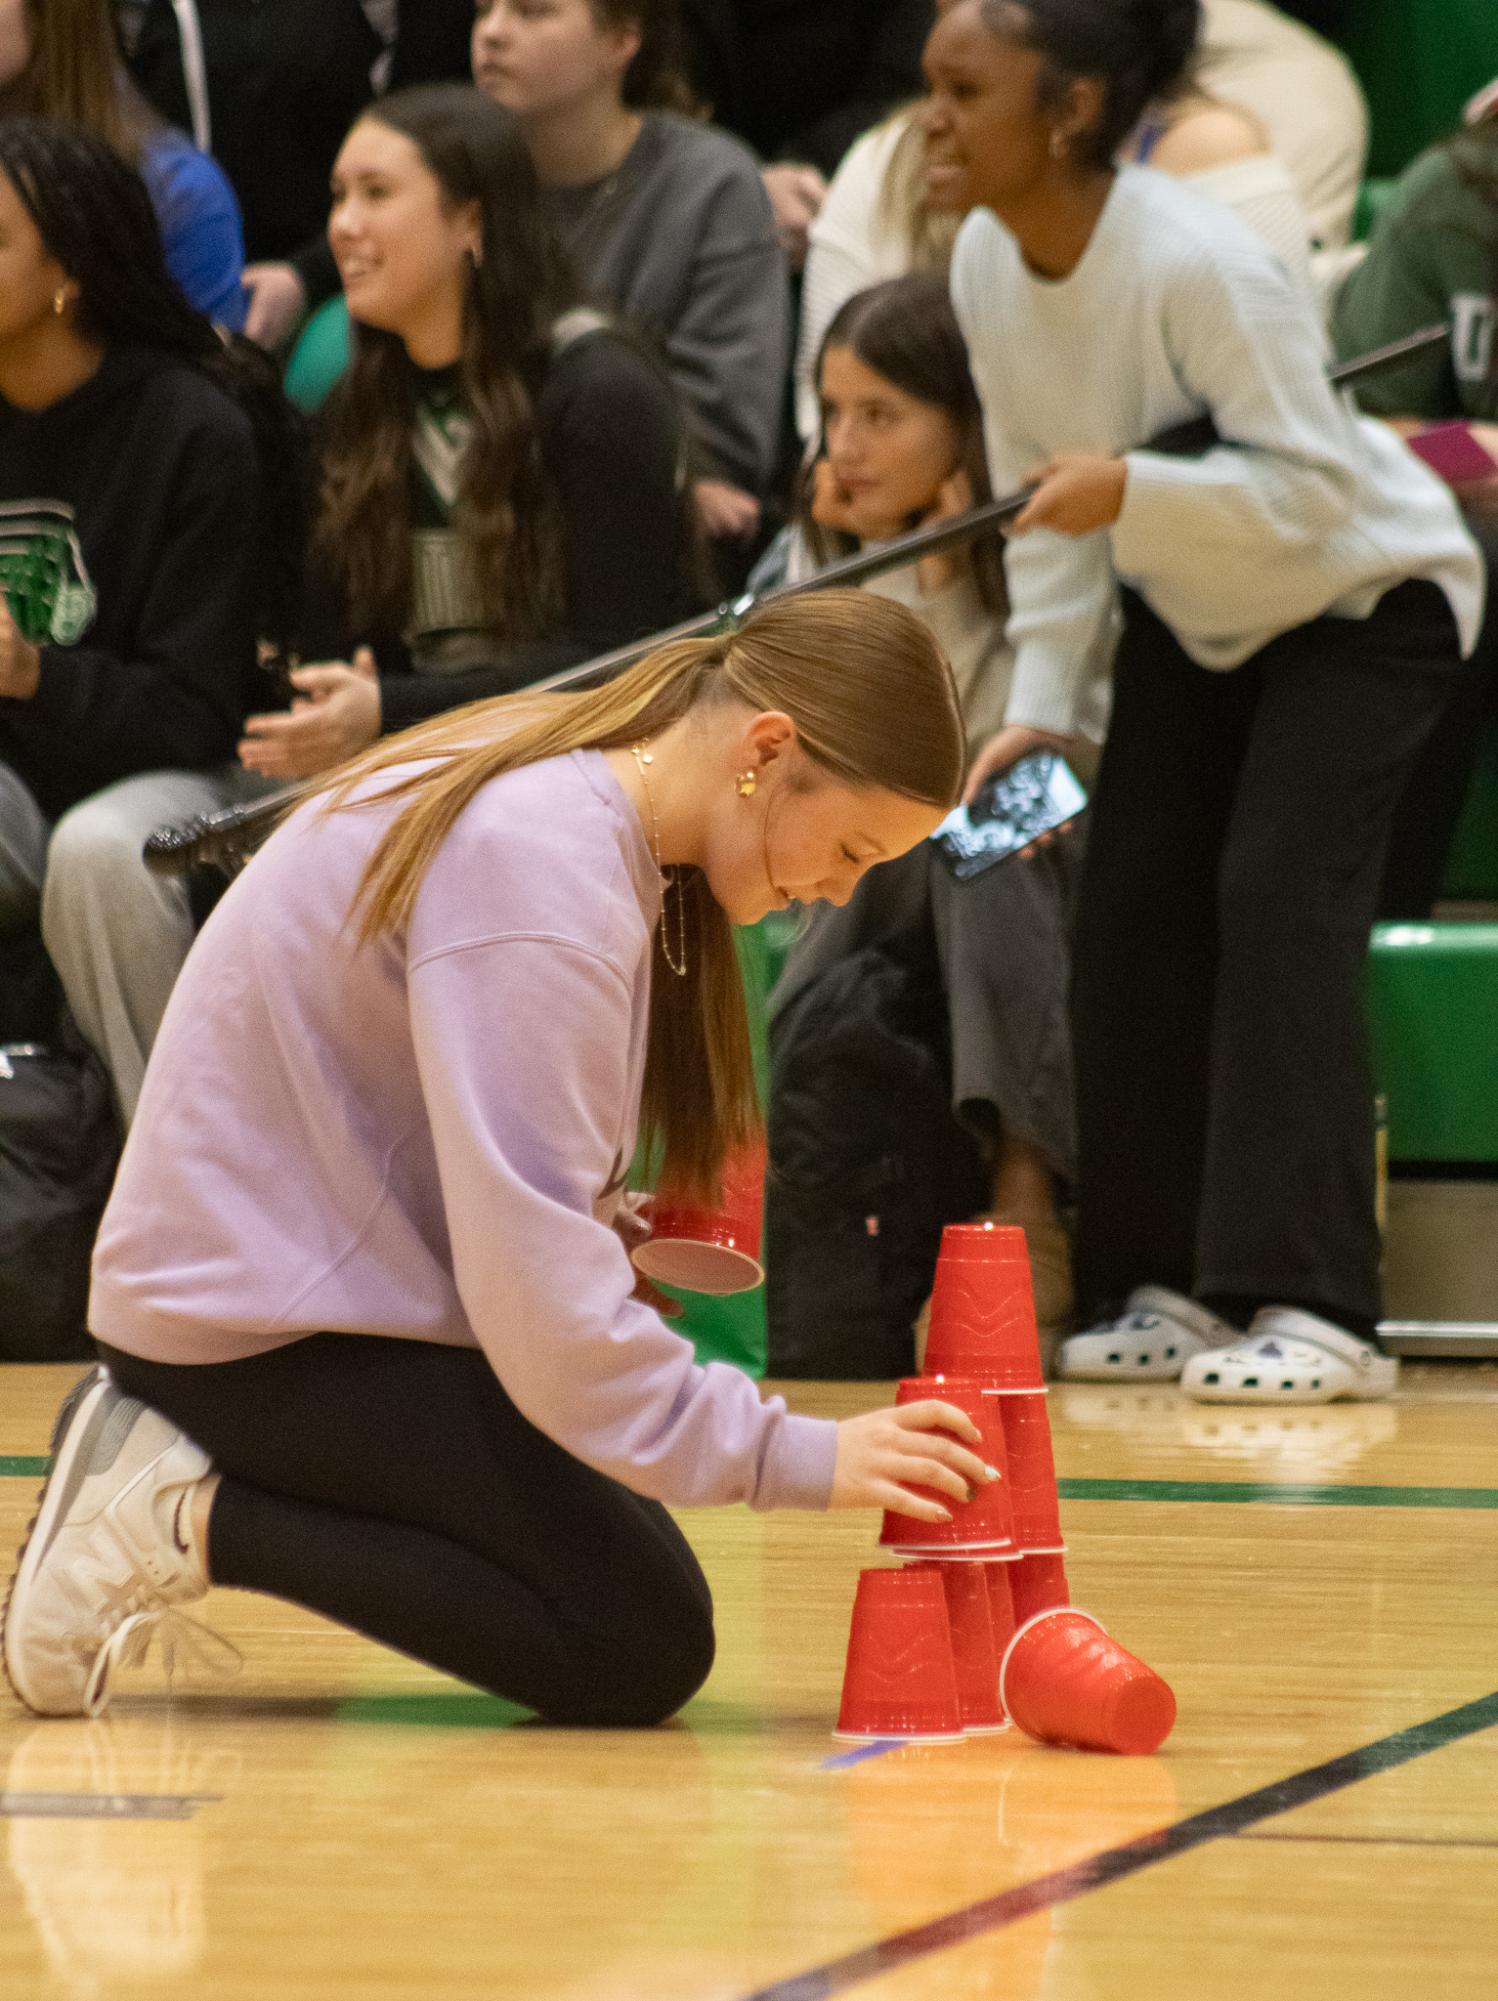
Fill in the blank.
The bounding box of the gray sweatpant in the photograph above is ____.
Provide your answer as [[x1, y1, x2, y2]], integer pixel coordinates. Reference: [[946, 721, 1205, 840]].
[[0, 761, 266, 1123]]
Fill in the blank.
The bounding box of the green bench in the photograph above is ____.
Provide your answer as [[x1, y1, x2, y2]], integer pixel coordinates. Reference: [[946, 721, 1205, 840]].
[[1369, 725, 1498, 1167]]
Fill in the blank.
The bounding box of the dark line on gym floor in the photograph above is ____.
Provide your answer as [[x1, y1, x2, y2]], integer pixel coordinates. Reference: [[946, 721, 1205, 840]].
[[744, 1686, 1498, 2001]]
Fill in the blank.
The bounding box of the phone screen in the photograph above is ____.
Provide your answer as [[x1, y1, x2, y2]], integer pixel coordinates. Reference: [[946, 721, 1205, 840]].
[[931, 752, 1088, 879]]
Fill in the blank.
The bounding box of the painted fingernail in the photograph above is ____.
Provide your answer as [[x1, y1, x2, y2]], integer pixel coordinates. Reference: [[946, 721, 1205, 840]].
[[964, 1484, 977, 1504], [935, 1507, 953, 1522], [984, 1464, 1000, 1480]]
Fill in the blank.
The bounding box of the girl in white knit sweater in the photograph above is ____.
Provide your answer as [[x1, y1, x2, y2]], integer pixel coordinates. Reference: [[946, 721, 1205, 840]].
[[922, 0, 1483, 1405]]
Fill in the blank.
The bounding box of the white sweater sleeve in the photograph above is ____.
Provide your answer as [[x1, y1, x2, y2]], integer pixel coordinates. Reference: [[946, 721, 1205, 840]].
[[1111, 239, 1364, 626], [794, 122, 908, 442]]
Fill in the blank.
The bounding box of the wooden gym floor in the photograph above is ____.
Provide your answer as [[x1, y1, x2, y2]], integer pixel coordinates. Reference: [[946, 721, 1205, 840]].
[[0, 1361, 1493, 2000]]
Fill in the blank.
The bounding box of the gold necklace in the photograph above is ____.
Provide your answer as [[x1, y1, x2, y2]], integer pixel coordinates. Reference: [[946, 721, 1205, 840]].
[[630, 742, 688, 977]]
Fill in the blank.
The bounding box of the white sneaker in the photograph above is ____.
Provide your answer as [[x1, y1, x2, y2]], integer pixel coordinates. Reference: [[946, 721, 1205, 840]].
[[1180, 1307, 1399, 1405], [3, 1367, 228, 1718], [1055, 1285, 1239, 1383]]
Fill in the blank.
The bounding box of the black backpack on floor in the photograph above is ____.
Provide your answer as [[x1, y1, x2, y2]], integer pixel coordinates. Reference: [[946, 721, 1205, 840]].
[[765, 945, 987, 1379], [0, 935, 118, 1361]]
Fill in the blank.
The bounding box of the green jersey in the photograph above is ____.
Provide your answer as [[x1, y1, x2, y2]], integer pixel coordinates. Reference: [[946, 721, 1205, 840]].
[[1333, 138, 1498, 423]]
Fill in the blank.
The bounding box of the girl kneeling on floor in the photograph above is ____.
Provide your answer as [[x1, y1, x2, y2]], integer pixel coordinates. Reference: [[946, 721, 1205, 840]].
[[4, 589, 1001, 1723]]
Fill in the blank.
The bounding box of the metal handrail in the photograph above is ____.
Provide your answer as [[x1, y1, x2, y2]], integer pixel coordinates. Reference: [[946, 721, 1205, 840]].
[[143, 322, 1450, 878]]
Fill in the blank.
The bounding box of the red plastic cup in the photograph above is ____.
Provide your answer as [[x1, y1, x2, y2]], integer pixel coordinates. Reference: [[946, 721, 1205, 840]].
[[834, 1567, 964, 1742], [999, 1393, 1065, 1554], [999, 1608, 1177, 1756], [879, 1377, 1014, 1555], [922, 1225, 1044, 1389], [984, 1563, 1019, 1711], [1008, 1551, 1071, 1626], [632, 1136, 765, 1295], [905, 1562, 1006, 1734]]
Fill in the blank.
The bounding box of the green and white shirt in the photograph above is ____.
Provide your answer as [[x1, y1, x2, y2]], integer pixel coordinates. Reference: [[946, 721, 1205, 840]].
[[1333, 139, 1498, 424]]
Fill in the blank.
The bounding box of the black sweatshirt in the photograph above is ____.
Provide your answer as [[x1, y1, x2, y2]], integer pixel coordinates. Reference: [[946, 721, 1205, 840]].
[[681, 0, 934, 178], [0, 347, 257, 820], [131, 0, 475, 297], [303, 328, 701, 732]]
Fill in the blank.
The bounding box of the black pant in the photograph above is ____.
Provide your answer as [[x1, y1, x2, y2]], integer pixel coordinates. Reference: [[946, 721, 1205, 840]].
[[98, 1335, 716, 1725], [1379, 507, 1498, 919], [1071, 581, 1463, 1330]]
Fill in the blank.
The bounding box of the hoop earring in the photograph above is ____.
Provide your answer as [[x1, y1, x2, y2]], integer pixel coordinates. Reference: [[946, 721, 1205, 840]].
[[52, 288, 67, 315], [736, 769, 757, 798]]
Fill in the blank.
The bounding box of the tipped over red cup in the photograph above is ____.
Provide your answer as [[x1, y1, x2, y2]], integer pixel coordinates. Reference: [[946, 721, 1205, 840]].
[[631, 1136, 765, 1295], [999, 1608, 1176, 1756], [834, 1567, 964, 1742]]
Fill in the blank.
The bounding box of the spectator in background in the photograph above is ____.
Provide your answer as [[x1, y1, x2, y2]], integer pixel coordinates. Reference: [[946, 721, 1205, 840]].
[[1194, 0, 1366, 258], [795, 0, 1315, 442], [237, 86, 697, 785], [130, 0, 474, 347], [0, 120, 278, 1118], [472, 0, 787, 561], [681, 0, 932, 180], [925, 0, 1482, 1405], [1333, 93, 1498, 918], [770, 274, 1111, 1360], [679, 0, 935, 272], [0, 0, 246, 328]]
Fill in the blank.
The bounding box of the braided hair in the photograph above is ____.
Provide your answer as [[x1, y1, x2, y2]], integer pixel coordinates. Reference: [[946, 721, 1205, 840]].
[[0, 116, 307, 650], [979, 0, 1202, 170]]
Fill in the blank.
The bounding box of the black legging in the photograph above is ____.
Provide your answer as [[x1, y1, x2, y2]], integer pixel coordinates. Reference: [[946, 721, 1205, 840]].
[[97, 1335, 716, 1726]]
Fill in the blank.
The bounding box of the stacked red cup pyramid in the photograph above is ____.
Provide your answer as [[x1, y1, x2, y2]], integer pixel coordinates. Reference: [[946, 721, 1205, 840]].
[[834, 1223, 1176, 1755]]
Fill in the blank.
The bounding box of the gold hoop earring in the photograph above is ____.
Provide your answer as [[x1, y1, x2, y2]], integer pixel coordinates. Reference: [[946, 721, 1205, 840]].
[[736, 769, 757, 798], [52, 288, 68, 315]]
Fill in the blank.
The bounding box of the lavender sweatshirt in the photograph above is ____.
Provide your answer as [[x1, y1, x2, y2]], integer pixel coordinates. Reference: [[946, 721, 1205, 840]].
[[90, 750, 837, 1513]]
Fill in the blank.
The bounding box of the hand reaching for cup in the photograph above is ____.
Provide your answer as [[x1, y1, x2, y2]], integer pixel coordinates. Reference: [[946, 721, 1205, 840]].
[[831, 1400, 997, 1521], [239, 646, 382, 780]]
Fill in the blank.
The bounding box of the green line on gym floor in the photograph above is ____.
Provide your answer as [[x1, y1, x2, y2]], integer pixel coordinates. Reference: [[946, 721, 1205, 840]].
[[1, 1459, 1494, 1508], [1056, 1477, 1498, 1508]]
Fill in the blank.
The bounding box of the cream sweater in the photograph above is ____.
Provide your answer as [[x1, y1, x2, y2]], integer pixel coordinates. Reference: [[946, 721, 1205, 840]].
[[950, 168, 1484, 738]]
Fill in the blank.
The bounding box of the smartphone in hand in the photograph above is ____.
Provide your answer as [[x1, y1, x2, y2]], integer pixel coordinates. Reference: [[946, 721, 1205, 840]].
[[932, 751, 1088, 879]]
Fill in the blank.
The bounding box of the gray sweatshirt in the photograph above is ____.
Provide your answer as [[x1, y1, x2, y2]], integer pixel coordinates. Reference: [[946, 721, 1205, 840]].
[[90, 749, 837, 1513], [546, 112, 790, 495]]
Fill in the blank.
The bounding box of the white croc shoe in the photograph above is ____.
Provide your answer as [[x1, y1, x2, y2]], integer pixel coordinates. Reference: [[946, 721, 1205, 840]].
[[1055, 1285, 1239, 1383], [1180, 1307, 1399, 1405]]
